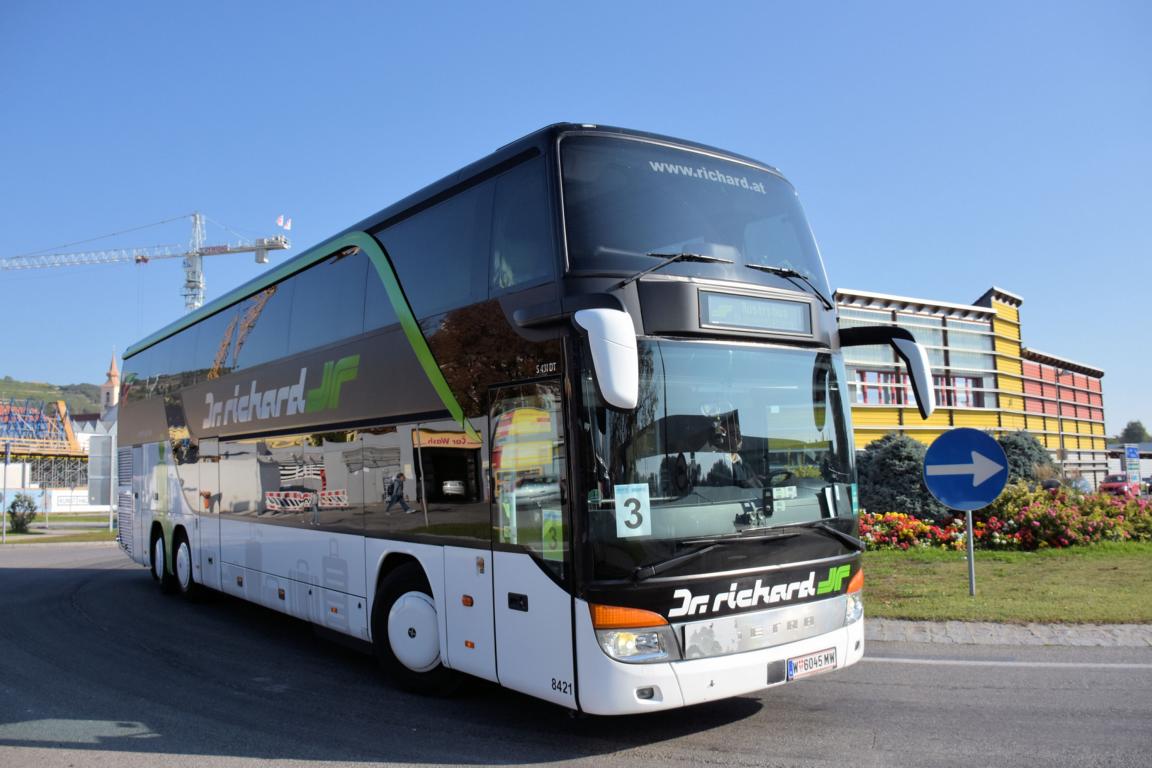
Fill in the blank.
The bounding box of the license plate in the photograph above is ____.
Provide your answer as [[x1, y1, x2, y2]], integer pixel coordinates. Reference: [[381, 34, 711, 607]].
[[787, 648, 837, 680]]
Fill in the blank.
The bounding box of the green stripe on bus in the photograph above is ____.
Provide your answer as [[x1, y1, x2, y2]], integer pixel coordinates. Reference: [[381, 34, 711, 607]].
[[125, 230, 364, 357], [344, 232, 481, 443], [126, 230, 479, 443]]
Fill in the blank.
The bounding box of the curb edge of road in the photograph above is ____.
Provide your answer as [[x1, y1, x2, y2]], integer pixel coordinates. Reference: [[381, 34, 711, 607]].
[[867, 617, 1152, 648]]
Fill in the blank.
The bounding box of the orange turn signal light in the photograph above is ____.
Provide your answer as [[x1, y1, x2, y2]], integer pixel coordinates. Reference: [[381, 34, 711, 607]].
[[590, 603, 668, 629], [462, 595, 474, 607], [847, 568, 864, 594]]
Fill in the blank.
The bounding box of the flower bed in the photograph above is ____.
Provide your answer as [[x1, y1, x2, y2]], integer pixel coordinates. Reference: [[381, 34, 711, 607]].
[[860, 484, 1152, 551]]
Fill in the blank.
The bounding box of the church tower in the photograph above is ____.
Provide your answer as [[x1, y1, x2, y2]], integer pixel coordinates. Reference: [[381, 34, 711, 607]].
[[101, 355, 120, 413]]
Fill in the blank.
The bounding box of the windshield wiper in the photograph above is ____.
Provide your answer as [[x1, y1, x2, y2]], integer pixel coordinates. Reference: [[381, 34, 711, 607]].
[[680, 529, 800, 546], [792, 520, 865, 552], [631, 530, 800, 582], [746, 263, 834, 310], [616, 252, 734, 289], [632, 543, 719, 582]]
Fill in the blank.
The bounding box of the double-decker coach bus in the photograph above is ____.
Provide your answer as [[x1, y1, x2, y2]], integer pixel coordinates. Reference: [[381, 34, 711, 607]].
[[117, 124, 935, 715]]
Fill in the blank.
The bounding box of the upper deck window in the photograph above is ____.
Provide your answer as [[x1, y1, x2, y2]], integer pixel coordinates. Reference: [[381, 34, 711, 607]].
[[490, 157, 555, 295], [561, 135, 829, 296]]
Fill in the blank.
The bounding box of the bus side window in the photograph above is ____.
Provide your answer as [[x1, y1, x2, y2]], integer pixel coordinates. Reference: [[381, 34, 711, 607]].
[[490, 157, 555, 295], [376, 184, 490, 320], [287, 249, 368, 355], [490, 382, 567, 580], [234, 281, 295, 371]]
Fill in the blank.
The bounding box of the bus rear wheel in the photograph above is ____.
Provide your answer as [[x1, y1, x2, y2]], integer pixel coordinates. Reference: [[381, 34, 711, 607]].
[[371, 562, 459, 695], [174, 531, 197, 598], [151, 532, 176, 594]]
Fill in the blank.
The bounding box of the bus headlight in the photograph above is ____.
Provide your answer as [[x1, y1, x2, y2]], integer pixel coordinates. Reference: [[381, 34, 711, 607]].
[[845, 593, 864, 625], [596, 626, 681, 663], [845, 568, 864, 625], [590, 603, 682, 664]]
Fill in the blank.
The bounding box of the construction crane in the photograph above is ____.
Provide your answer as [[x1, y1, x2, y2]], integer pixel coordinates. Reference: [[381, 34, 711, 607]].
[[207, 285, 277, 379], [0, 212, 290, 311]]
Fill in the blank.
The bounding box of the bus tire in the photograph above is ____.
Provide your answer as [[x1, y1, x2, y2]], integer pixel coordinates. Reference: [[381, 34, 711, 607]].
[[371, 562, 459, 695], [173, 530, 198, 598], [151, 531, 176, 594]]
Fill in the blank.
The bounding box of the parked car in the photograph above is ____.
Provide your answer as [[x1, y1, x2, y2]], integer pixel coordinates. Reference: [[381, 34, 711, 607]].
[[1099, 474, 1140, 497], [441, 479, 466, 497], [1042, 477, 1093, 494], [1069, 476, 1093, 494]]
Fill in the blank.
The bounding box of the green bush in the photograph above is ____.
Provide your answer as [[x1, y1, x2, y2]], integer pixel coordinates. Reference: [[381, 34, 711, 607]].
[[995, 430, 1057, 485], [7, 493, 38, 534], [856, 433, 946, 520]]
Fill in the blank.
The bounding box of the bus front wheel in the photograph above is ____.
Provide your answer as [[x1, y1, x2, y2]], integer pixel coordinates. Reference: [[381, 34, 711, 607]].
[[371, 562, 459, 695]]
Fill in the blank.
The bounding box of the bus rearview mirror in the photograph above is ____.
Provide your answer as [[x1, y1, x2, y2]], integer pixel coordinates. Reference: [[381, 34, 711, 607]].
[[573, 308, 639, 410], [838, 325, 936, 419]]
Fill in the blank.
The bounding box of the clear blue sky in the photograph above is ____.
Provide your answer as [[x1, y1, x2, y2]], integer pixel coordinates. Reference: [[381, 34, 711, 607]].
[[0, 1, 1148, 435]]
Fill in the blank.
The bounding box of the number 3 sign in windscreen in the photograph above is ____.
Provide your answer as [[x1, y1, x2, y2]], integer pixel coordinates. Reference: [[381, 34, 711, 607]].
[[614, 484, 652, 537]]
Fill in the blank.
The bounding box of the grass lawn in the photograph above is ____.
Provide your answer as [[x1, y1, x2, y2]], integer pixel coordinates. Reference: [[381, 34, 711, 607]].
[[864, 542, 1152, 623], [35, 515, 114, 524], [2, 529, 117, 544]]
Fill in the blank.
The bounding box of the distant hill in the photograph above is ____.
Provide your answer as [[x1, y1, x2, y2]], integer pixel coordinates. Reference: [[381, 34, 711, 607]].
[[0, 377, 103, 416]]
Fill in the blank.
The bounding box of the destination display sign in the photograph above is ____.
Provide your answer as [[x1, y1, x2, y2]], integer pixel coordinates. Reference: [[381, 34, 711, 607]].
[[699, 291, 811, 335]]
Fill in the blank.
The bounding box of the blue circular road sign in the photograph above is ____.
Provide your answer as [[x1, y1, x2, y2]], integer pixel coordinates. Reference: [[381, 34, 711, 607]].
[[922, 428, 1009, 511]]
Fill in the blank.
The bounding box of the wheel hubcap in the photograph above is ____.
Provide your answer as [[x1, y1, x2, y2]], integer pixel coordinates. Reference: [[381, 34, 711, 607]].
[[153, 538, 164, 579], [387, 591, 440, 672], [176, 542, 191, 590]]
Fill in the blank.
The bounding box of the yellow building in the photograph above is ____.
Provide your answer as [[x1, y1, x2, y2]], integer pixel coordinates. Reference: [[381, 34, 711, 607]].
[[836, 286, 1108, 485]]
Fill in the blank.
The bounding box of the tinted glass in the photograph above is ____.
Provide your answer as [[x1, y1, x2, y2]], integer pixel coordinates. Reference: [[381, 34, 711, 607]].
[[288, 249, 369, 354], [579, 340, 855, 580], [192, 305, 241, 377], [216, 429, 365, 533], [491, 381, 567, 579], [364, 248, 400, 330], [561, 135, 829, 295], [160, 328, 201, 388], [233, 281, 295, 370], [377, 184, 491, 319], [122, 348, 155, 402], [490, 157, 555, 294]]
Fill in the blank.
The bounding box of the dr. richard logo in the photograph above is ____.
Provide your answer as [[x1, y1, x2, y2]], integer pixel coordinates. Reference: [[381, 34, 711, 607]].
[[667, 565, 852, 618], [201, 354, 359, 429]]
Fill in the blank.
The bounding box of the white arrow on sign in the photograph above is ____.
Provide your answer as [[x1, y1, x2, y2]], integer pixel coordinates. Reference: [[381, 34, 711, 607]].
[[926, 451, 1005, 487]]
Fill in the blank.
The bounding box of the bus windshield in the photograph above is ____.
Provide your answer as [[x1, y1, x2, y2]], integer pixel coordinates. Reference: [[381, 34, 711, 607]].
[[580, 340, 856, 580], [561, 134, 830, 296]]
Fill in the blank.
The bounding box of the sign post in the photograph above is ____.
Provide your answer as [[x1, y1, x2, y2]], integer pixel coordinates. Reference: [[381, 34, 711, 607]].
[[1123, 444, 1141, 489], [2, 442, 9, 544], [923, 429, 1009, 596]]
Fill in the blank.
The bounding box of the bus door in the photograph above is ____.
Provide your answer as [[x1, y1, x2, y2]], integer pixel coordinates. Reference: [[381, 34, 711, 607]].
[[489, 380, 575, 707], [196, 437, 222, 591]]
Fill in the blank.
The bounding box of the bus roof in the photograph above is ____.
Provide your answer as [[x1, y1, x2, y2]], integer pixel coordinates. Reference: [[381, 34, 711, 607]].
[[124, 124, 781, 358]]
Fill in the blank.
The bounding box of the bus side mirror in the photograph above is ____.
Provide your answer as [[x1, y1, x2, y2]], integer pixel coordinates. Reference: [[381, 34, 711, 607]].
[[573, 308, 639, 410], [838, 325, 936, 419]]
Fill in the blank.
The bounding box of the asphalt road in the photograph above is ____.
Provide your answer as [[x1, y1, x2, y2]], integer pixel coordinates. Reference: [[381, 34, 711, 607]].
[[1, 544, 1149, 768]]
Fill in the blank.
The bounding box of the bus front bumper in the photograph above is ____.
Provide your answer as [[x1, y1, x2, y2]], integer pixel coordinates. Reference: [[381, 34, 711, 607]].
[[574, 600, 866, 716]]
